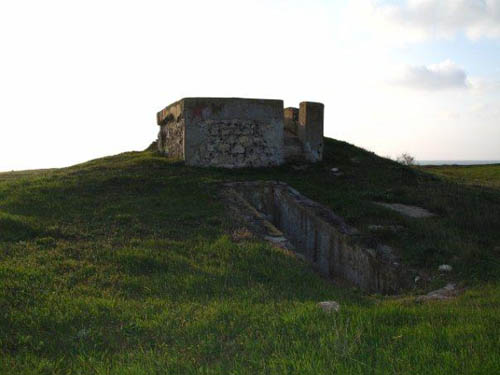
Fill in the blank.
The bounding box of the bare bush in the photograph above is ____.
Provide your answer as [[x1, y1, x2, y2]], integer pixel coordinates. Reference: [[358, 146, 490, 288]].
[[396, 153, 416, 166]]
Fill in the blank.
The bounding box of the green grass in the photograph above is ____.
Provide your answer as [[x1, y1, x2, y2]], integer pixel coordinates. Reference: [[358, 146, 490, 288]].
[[0, 138, 499, 374], [0, 168, 57, 182], [422, 164, 500, 189]]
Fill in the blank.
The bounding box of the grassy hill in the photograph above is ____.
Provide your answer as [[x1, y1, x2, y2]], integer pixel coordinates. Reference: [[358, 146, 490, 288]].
[[423, 163, 500, 189], [1, 138, 499, 374]]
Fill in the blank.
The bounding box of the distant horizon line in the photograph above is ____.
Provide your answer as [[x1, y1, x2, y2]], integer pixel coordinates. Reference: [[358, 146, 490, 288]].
[[417, 160, 500, 166], [2, 159, 500, 174]]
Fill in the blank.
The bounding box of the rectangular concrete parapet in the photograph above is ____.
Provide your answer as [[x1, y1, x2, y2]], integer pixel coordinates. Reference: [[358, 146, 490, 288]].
[[157, 97, 284, 168], [298, 102, 324, 162]]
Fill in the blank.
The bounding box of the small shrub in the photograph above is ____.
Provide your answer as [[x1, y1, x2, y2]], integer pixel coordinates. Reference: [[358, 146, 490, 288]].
[[396, 152, 416, 166]]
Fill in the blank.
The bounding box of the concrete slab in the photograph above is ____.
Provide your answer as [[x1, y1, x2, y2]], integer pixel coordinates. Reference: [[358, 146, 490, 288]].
[[373, 202, 436, 218]]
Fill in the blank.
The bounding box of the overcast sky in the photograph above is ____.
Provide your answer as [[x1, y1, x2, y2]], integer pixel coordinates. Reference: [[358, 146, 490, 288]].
[[1, 0, 499, 171]]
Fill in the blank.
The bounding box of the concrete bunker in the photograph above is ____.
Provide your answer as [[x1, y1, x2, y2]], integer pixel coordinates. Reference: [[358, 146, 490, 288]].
[[224, 181, 411, 294], [156, 97, 324, 168]]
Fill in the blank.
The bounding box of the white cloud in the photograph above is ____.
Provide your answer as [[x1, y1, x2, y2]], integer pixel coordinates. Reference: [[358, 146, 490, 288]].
[[469, 77, 500, 94], [394, 59, 469, 90], [344, 0, 500, 45]]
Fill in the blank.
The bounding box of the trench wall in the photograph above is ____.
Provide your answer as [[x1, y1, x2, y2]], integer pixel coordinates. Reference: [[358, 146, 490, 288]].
[[234, 182, 409, 294]]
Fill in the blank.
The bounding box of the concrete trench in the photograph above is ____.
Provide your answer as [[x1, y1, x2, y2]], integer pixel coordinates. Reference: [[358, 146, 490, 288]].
[[223, 181, 412, 294]]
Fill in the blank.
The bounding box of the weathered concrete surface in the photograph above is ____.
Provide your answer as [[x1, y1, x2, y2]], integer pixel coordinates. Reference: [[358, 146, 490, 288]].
[[185, 98, 284, 168], [298, 102, 324, 162], [223, 181, 412, 294], [373, 202, 436, 218], [283, 107, 303, 161], [157, 98, 284, 168], [416, 283, 459, 302], [157, 99, 184, 159], [156, 97, 324, 168], [283, 132, 304, 161], [284, 107, 299, 135]]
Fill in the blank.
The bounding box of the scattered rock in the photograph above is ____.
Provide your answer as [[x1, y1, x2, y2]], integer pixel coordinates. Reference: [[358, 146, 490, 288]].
[[416, 283, 459, 302], [438, 264, 453, 272], [318, 301, 340, 313], [373, 202, 436, 218], [264, 235, 287, 245], [330, 167, 343, 176]]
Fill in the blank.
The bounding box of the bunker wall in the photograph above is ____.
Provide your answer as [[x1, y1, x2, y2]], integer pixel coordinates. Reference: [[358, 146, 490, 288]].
[[182, 98, 284, 168], [156, 97, 324, 167], [157, 100, 185, 159]]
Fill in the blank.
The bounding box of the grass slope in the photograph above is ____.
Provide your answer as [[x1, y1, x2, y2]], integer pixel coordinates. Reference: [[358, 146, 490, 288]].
[[423, 164, 500, 189], [0, 138, 499, 374]]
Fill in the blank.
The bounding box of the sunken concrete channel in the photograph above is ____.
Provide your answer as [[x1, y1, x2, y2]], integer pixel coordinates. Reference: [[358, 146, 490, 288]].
[[223, 181, 411, 294]]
